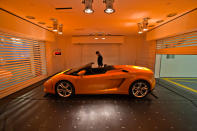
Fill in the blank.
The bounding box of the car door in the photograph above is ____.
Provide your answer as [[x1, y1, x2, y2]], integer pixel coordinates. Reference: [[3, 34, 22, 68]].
[[76, 72, 112, 93], [76, 69, 131, 94], [103, 69, 131, 89]]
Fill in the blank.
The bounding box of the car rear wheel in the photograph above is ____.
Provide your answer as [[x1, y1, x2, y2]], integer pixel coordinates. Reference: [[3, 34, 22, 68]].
[[130, 80, 150, 98], [56, 81, 74, 98]]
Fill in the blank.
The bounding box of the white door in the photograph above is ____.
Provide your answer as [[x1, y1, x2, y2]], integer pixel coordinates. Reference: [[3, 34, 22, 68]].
[[81, 43, 120, 67]]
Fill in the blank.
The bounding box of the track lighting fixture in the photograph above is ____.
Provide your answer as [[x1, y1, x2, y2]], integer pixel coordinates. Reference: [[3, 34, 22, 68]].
[[142, 18, 149, 31], [137, 17, 149, 34], [82, 0, 94, 14], [58, 24, 63, 35], [52, 19, 58, 32], [137, 23, 143, 34], [103, 0, 115, 14]]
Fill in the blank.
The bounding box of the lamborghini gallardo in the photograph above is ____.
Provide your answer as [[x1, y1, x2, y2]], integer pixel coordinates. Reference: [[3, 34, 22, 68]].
[[44, 63, 155, 98]]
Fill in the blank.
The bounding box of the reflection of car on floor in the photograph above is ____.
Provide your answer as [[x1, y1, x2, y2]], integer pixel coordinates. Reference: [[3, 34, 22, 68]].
[[44, 63, 156, 98]]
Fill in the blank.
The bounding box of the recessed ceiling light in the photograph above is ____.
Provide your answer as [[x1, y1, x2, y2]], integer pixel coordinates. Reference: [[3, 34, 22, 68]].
[[50, 18, 57, 21], [94, 38, 99, 40], [26, 16, 35, 19], [156, 20, 164, 23], [148, 25, 155, 27], [38, 22, 46, 25], [167, 13, 177, 17], [102, 38, 106, 40]]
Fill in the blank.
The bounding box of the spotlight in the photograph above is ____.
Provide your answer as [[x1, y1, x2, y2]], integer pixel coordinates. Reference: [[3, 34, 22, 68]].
[[143, 18, 149, 31], [52, 19, 58, 32], [58, 24, 63, 35], [137, 23, 143, 34], [102, 37, 106, 40], [94, 37, 99, 40], [103, 0, 115, 14], [58, 32, 63, 35], [82, 0, 94, 14]]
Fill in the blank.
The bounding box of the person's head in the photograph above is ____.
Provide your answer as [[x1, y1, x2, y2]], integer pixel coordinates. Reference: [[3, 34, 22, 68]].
[[96, 51, 100, 56]]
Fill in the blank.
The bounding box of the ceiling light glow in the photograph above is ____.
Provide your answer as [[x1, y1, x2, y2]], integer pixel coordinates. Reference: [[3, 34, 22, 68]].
[[143, 28, 148, 31], [58, 32, 63, 35], [105, 8, 114, 14], [26, 16, 35, 19], [84, 8, 94, 14]]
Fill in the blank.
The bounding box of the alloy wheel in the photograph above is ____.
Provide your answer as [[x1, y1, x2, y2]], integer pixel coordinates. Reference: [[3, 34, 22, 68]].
[[56, 81, 73, 97], [131, 81, 149, 98]]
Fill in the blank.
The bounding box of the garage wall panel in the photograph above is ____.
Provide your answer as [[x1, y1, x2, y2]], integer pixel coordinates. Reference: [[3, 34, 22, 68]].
[[0, 31, 47, 98], [136, 38, 156, 71], [65, 36, 142, 68], [0, 9, 69, 98], [75, 43, 120, 66]]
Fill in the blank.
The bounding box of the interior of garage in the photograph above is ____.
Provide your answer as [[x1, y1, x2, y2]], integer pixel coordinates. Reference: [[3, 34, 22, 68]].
[[0, 0, 197, 131]]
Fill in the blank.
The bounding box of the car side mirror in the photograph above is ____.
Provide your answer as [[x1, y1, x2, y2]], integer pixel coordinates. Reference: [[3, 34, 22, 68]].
[[77, 70, 86, 76]]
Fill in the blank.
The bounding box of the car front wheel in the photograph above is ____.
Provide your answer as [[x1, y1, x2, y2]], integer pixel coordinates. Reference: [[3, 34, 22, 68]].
[[130, 80, 150, 98], [56, 81, 74, 98]]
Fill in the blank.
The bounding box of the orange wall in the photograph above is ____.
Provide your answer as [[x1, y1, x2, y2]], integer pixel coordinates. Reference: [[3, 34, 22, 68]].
[[147, 9, 197, 41], [63, 35, 144, 68], [136, 35, 156, 71]]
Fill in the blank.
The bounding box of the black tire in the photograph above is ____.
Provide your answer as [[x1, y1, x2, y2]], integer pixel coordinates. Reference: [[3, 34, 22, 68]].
[[55, 81, 75, 98], [129, 80, 150, 98]]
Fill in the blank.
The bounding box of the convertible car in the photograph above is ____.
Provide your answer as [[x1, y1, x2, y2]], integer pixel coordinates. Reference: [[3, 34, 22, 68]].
[[44, 63, 155, 98]]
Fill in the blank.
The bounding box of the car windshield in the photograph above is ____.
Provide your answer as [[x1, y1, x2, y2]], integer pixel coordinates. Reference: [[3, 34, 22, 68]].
[[64, 63, 94, 75]]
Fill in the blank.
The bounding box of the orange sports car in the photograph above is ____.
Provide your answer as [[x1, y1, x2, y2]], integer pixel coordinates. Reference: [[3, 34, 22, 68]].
[[44, 63, 155, 98]]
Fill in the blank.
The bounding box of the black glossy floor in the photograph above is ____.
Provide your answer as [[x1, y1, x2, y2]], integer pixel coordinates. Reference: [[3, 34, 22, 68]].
[[1, 80, 197, 131]]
